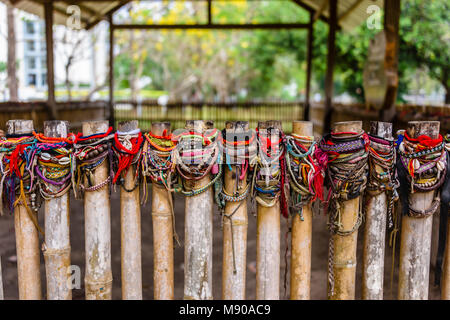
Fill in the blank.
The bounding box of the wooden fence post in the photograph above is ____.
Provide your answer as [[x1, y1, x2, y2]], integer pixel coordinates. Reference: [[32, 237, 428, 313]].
[[43, 120, 71, 300], [7, 120, 42, 300], [290, 120, 313, 300], [151, 122, 174, 300], [256, 120, 281, 300], [362, 121, 392, 300], [440, 134, 450, 300], [398, 121, 440, 300], [328, 121, 362, 300], [82, 121, 113, 300], [118, 120, 142, 300], [222, 121, 249, 300], [183, 120, 214, 300]]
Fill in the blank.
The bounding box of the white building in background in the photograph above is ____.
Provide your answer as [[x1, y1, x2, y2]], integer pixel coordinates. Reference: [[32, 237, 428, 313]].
[[0, 3, 108, 101]]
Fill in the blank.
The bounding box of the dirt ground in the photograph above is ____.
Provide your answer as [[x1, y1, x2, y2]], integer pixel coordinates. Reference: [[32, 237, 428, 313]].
[[0, 188, 442, 300]]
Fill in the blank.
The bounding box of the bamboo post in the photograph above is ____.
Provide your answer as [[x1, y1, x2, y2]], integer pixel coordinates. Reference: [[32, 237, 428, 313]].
[[256, 120, 281, 300], [151, 122, 174, 300], [118, 120, 142, 300], [290, 121, 313, 300], [7, 120, 42, 300], [222, 121, 249, 300], [83, 121, 113, 300], [184, 120, 214, 300], [362, 121, 392, 300], [43, 120, 71, 300], [328, 121, 362, 300], [398, 121, 440, 300], [442, 218, 450, 299]]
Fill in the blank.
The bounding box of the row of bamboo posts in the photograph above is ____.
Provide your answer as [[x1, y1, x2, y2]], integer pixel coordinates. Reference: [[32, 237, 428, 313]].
[[2, 119, 449, 300]]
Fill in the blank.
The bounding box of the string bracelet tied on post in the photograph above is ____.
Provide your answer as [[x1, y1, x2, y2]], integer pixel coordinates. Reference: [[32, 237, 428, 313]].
[[0, 133, 43, 234], [142, 129, 180, 246], [173, 128, 222, 202], [251, 127, 289, 218], [218, 128, 257, 274], [112, 129, 143, 192], [73, 127, 114, 198], [285, 134, 324, 220]]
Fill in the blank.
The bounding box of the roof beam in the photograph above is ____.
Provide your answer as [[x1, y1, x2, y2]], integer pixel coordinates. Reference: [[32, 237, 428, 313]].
[[85, 0, 131, 30], [291, 0, 341, 29], [313, 0, 329, 22]]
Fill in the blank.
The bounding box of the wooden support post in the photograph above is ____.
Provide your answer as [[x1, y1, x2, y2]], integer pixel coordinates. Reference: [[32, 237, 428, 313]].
[[7, 120, 42, 300], [83, 121, 112, 300], [256, 120, 281, 300], [118, 120, 142, 300], [290, 121, 313, 300], [443, 218, 450, 299], [304, 12, 314, 121], [44, 1, 57, 120], [222, 121, 249, 300], [43, 120, 71, 300], [207, 0, 212, 25], [152, 122, 174, 300], [184, 120, 214, 300], [398, 121, 440, 300], [108, 14, 115, 127], [362, 121, 392, 300], [328, 120, 361, 300]]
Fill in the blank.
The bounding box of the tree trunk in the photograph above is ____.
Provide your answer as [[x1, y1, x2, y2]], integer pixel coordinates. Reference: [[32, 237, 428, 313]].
[[7, 2, 18, 101], [445, 90, 450, 105]]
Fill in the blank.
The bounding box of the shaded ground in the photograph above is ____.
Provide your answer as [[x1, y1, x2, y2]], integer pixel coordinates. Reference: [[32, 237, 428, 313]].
[[0, 188, 442, 300]]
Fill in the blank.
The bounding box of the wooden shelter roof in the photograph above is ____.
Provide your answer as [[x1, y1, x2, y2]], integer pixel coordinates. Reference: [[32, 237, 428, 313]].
[[3, 1, 130, 29]]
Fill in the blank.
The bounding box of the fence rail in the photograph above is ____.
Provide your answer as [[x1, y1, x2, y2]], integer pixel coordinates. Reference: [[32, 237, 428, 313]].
[[0, 100, 447, 134], [0, 101, 107, 132], [114, 100, 450, 135]]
